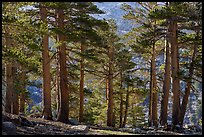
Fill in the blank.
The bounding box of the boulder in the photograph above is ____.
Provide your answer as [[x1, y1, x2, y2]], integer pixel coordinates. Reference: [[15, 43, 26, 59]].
[[70, 125, 89, 133], [69, 118, 79, 125], [2, 122, 16, 135]]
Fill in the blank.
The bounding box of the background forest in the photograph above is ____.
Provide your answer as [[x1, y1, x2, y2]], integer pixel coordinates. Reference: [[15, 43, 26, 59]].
[[2, 2, 202, 132]]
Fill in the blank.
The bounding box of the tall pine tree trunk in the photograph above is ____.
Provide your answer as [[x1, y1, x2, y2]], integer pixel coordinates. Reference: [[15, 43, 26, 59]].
[[55, 50, 60, 118], [5, 27, 12, 113], [79, 44, 85, 123], [160, 36, 171, 126], [107, 46, 114, 127], [152, 43, 158, 127], [55, 26, 60, 116], [179, 32, 199, 125], [19, 68, 26, 113], [122, 83, 129, 128], [12, 66, 19, 115], [52, 52, 59, 119], [148, 60, 153, 127], [40, 4, 52, 120], [119, 71, 123, 128], [169, 19, 180, 126], [19, 92, 25, 113], [56, 8, 70, 123], [5, 63, 12, 113]]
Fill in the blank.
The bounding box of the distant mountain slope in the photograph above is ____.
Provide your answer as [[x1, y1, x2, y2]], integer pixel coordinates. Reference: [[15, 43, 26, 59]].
[[94, 2, 137, 35]]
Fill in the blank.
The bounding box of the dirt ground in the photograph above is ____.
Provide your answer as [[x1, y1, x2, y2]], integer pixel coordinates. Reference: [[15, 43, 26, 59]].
[[2, 112, 202, 135]]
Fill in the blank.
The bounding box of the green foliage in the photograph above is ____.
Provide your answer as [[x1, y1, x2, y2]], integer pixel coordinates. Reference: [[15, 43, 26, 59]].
[[3, 47, 41, 74], [30, 105, 43, 114], [130, 105, 146, 127], [83, 89, 106, 126], [198, 119, 202, 126]]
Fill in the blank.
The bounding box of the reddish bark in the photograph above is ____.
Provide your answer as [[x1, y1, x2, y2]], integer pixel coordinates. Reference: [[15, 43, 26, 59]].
[[56, 8, 70, 123], [40, 4, 52, 120]]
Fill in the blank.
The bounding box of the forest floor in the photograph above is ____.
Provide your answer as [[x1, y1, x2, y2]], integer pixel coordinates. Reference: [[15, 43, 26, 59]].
[[2, 112, 202, 135]]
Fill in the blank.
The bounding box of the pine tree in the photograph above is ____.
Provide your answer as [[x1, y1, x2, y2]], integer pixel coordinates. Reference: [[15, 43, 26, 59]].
[[121, 2, 160, 127], [107, 43, 114, 127], [55, 7, 70, 123], [19, 67, 26, 113], [151, 38, 158, 127], [75, 3, 107, 123], [40, 3, 52, 120], [12, 65, 19, 115], [4, 27, 13, 113], [119, 71, 123, 128], [159, 2, 171, 126], [160, 35, 171, 126], [178, 2, 202, 125], [169, 13, 180, 127]]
